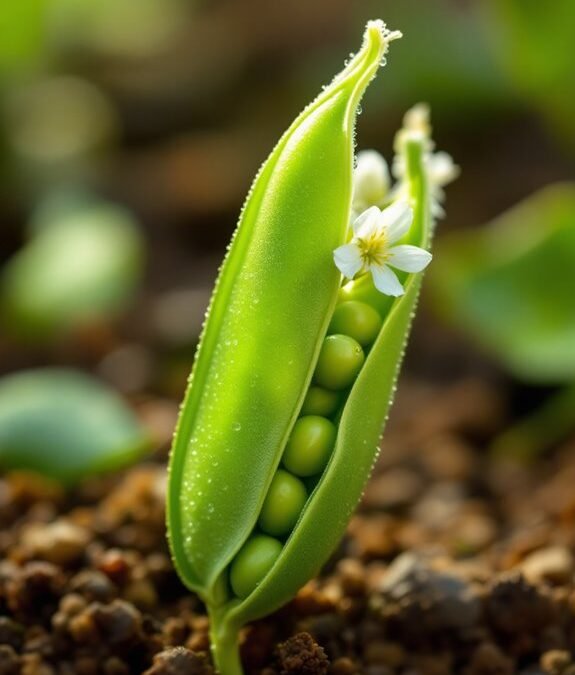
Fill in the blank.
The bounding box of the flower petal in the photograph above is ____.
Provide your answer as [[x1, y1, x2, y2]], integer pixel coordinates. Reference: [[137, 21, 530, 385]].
[[387, 245, 432, 273], [352, 206, 381, 238], [352, 150, 390, 210], [391, 154, 406, 181], [333, 243, 363, 279], [379, 201, 413, 244], [430, 195, 446, 219], [427, 151, 459, 187], [370, 264, 404, 296]]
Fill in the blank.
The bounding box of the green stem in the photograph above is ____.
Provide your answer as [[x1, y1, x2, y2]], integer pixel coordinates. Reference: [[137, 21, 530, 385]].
[[209, 610, 243, 675], [490, 381, 575, 460]]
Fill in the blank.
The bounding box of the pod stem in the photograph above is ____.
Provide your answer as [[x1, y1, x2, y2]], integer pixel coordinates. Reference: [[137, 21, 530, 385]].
[[210, 611, 243, 675]]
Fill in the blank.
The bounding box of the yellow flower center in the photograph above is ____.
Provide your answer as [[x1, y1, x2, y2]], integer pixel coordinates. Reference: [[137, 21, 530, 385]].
[[357, 231, 388, 269]]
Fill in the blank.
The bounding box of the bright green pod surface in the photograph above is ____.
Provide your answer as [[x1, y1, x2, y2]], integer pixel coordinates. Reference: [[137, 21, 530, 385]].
[[167, 20, 433, 675]]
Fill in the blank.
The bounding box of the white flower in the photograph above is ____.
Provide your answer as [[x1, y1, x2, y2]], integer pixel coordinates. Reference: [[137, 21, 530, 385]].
[[333, 202, 432, 297], [351, 150, 390, 218], [392, 148, 458, 218], [401, 103, 433, 147], [424, 150, 459, 217], [392, 103, 459, 218]]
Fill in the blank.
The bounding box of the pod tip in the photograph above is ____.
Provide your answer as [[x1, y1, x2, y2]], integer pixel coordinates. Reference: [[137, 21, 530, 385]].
[[365, 19, 403, 49]]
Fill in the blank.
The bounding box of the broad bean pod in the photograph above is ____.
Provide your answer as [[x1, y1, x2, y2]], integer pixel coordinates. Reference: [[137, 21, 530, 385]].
[[168, 20, 435, 674]]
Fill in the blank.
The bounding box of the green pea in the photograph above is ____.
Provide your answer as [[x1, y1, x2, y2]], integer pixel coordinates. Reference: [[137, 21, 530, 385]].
[[329, 301, 382, 347], [283, 416, 336, 477], [300, 386, 340, 417], [258, 470, 308, 537], [314, 334, 365, 390], [229, 535, 283, 599]]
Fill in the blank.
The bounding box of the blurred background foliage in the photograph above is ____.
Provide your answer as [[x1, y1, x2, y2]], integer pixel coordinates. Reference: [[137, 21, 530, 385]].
[[0, 367, 150, 484], [0, 0, 574, 478]]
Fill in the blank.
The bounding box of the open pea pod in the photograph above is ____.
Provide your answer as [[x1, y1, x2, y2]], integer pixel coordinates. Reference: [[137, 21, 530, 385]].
[[168, 21, 433, 674]]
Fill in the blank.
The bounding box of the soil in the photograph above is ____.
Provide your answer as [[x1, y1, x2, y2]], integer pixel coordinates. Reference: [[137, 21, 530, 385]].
[[2, 372, 575, 675]]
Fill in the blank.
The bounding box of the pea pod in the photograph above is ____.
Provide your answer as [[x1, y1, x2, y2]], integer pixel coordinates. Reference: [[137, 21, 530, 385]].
[[167, 21, 434, 674]]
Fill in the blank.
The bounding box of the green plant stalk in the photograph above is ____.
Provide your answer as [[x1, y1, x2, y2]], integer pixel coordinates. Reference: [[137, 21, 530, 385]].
[[209, 609, 243, 675]]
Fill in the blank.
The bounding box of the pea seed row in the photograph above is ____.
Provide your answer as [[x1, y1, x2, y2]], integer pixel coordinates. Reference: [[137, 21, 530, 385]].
[[229, 300, 383, 599]]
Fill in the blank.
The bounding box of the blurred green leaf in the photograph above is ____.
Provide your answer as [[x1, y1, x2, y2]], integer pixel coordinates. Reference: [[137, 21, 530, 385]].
[[430, 184, 575, 384], [0, 1, 48, 77], [0, 0, 186, 77], [0, 368, 150, 484], [49, 0, 186, 59], [483, 0, 575, 142], [491, 382, 575, 460], [353, 0, 510, 117], [1, 196, 145, 340], [4, 77, 117, 174]]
